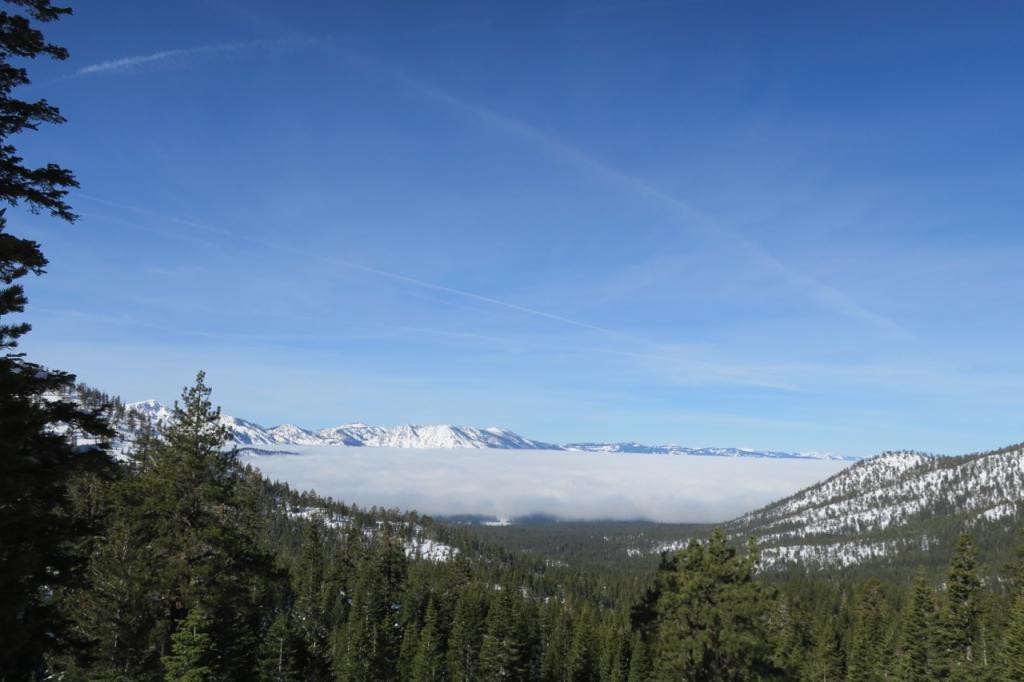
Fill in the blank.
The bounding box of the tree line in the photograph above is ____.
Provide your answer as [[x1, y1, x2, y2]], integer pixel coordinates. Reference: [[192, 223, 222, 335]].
[[4, 1, 1024, 679]]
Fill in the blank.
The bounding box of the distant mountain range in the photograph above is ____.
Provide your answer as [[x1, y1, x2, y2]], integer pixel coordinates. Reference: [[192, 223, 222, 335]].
[[124, 399, 853, 460]]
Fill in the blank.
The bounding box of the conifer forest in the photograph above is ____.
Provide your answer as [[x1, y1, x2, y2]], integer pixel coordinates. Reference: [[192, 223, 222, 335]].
[[4, 2, 1024, 680]]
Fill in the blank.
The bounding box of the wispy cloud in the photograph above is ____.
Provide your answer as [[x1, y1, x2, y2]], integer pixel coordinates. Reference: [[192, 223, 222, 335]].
[[73, 38, 311, 77], [333, 51, 907, 337], [74, 42, 250, 76], [76, 193, 658, 348]]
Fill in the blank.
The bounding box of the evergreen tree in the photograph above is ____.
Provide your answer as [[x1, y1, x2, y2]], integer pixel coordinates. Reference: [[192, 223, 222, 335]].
[[398, 614, 422, 681], [899, 572, 936, 681], [290, 523, 334, 679], [448, 584, 487, 682], [567, 607, 600, 682], [626, 633, 653, 682], [845, 580, 890, 682], [149, 372, 275, 679], [602, 623, 631, 682], [938, 534, 983, 679], [1000, 593, 1024, 682], [803, 610, 844, 682], [257, 612, 304, 682], [479, 585, 521, 681], [540, 602, 571, 682], [338, 535, 407, 681], [164, 605, 216, 682], [0, 2, 116, 675], [411, 599, 445, 682], [640, 530, 785, 680]]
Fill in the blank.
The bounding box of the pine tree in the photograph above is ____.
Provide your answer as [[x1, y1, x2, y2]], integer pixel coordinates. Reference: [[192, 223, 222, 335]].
[[643, 530, 785, 680], [61, 374, 278, 680], [0, 2, 116, 675], [626, 633, 652, 682], [567, 608, 599, 682], [846, 580, 889, 682], [800, 607, 844, 682], [448, 584, 487, 682], [65, 511, 164, 678], [398, 615, 422, 681], [149, 372, 275, 678], [164, 605, 216, 682], [479, 585, 520, 681], [602, 622, 631, 682], [540, 604, 571, 682], [290, 523, 334, 679], [338, 535, 407, 681], [937, 534, 983, 679], [257, 612, 304, 682], [1000, 593, 1024, 682], [411, 599, 445, 682], [899, 572, 936, 681]]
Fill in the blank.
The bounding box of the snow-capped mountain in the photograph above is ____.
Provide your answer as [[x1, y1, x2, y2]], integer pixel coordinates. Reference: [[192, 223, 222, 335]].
[[123, 401, 560, 450], [720, 444, 1024, 569], [563, 442, 846, 460], [122, 400, 850, 459]]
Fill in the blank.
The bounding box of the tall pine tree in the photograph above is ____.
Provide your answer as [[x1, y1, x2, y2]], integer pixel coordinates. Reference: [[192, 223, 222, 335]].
[[0, 1, 115, 676], [899, 572, 936, 681], [164, 605, 216, 682], [937, 534, 983, 679], [639, 530, 786, 681]]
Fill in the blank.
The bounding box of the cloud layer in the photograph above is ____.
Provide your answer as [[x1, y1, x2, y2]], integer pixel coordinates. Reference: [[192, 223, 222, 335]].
[[247, 446, 849, 523]]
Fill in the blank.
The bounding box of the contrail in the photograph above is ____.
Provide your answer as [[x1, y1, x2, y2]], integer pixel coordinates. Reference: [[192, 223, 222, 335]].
[[75, 43, 251, 76], [76, 193, 660, 348], [329, 50, 907, 337], [72, 38, 312, 77], [163, 4, 904, 336]]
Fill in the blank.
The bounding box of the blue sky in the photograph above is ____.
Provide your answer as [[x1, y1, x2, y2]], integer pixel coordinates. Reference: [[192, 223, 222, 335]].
[[13, 0, 1024, 457]]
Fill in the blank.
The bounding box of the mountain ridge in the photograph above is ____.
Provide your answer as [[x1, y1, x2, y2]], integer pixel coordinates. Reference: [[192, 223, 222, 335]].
[[124, 399, 854, 460], [718, 443, 1024, 569]]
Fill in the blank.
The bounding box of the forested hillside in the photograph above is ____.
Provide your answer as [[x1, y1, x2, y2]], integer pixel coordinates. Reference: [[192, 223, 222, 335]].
[[5, 1, 1024, 680], [9, 372, 1024, 681]]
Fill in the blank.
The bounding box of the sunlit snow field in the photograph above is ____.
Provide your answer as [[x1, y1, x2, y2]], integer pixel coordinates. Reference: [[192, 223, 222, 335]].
[[246, 446, 849, 523]]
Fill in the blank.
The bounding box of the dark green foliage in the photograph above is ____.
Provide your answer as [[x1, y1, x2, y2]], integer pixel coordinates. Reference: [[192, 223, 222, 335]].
[[1001, 593, 1024, 682], [448, 584, 488, 682], [804, 610, 845, 682], [635, 530, 786, 680], [937, 534, 983, 678], [411, 599, 445, 682], [0, 1, 117, 676], [164, 605, 216, 682], [845, 580, 891, 682], [899, 572, 936, 681], [256, 613, 304, 682], [338, 536, 408, 681], [478, 585, 522, 680], [12, 373, 1024, 682]]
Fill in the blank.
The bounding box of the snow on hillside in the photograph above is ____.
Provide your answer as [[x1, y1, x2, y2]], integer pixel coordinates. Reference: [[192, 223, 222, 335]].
[[615, 445, 1024, 568], [285, 506, 457, 562], [123, 400, 850, 460], [724, 446, 1024, 569]]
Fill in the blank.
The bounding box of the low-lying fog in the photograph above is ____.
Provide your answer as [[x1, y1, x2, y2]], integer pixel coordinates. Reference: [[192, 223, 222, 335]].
[[246, 446, 849, 523]]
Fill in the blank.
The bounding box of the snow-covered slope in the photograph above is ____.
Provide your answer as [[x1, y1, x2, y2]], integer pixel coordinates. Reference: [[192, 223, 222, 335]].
[[122, 400, 848, 459], [721, 445, 1024, 568]]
